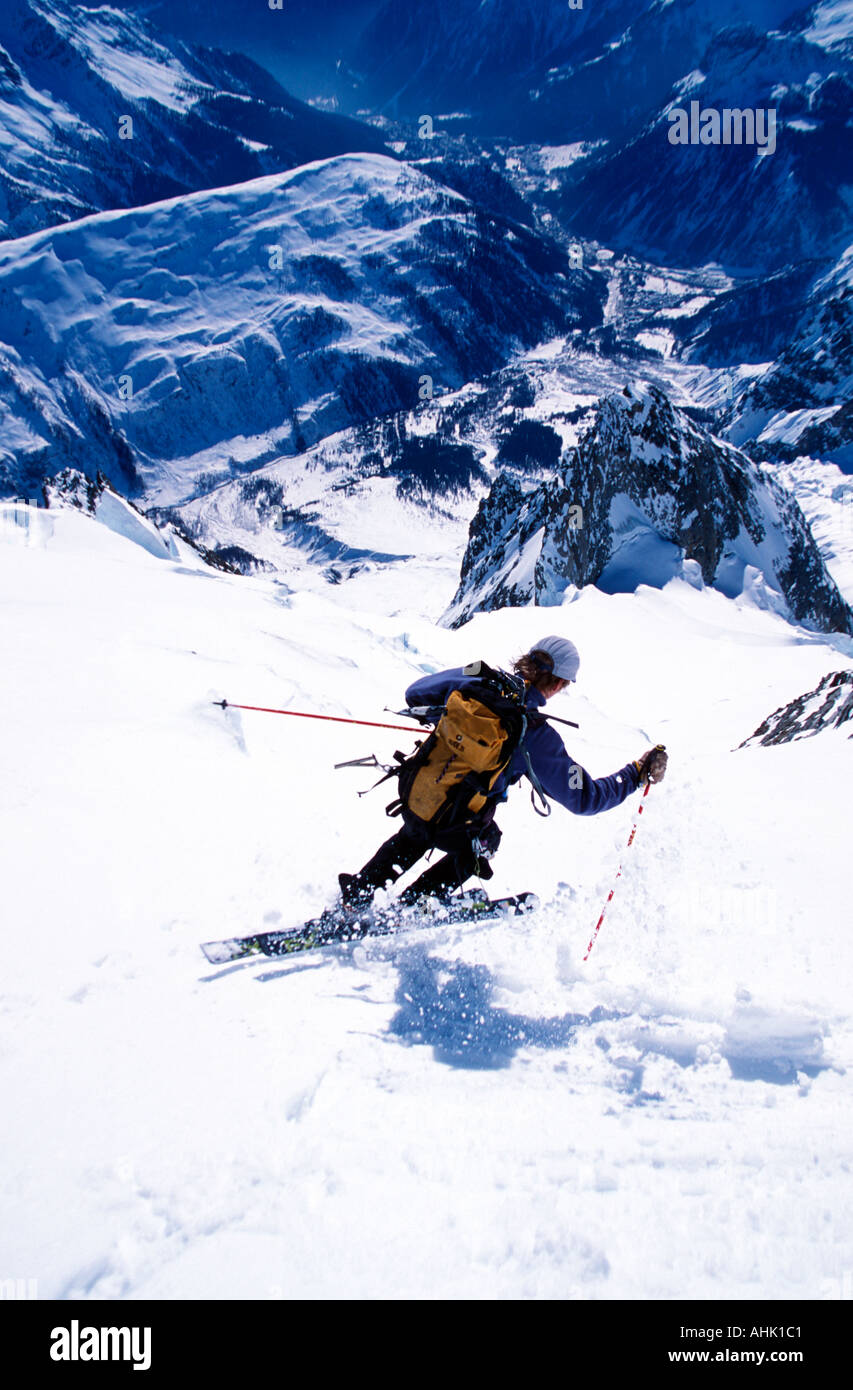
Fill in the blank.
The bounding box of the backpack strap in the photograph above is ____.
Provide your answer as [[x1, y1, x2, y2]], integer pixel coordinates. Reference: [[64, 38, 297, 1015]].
[[522, 745, 552, 817], [514, 712, 552, 817]]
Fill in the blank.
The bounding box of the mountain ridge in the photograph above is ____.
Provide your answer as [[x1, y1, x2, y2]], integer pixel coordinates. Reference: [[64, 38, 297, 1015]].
[[0, 152, 604, 504], [0, 0, 391, 240], [446, 383, 853, 635]]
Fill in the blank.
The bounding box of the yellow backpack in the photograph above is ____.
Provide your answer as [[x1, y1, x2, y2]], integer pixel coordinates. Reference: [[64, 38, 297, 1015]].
[[387, 664, 531, 833]]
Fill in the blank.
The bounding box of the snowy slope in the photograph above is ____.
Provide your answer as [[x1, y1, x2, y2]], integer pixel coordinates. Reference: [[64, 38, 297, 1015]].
[[1, 499, 852, 1299], [0, 152, 601, 505]]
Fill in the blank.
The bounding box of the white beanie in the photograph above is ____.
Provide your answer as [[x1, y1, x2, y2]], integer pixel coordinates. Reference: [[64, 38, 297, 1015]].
[[530, 635, 580, 682]]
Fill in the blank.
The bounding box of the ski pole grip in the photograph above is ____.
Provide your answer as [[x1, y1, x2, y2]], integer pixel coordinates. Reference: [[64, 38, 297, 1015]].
[[393, 705, 444, 725]]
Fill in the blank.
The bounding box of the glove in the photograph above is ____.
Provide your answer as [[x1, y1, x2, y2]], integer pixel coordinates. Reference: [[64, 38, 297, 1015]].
[[633, 744, 668, 785]]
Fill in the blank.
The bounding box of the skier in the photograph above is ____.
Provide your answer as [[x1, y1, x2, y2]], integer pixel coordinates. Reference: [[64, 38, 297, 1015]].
[[338, 635, 667, 908]]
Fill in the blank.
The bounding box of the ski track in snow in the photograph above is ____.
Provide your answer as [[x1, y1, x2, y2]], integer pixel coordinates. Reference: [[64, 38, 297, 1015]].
[[1, 502, 851, 1300]]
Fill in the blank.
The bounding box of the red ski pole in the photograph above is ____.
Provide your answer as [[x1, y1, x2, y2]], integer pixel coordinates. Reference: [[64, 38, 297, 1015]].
[[584, 782, 651, 961], [212, 700, 419, 734]]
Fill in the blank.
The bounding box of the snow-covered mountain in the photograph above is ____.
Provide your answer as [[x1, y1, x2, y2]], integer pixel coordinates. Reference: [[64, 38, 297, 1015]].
[[116, 1, 821, 136], [40, 464, 250, 573], [446, 384, 853, 634], [616, 243, 853, 469], [554, 24, 853, 274], [658, 260, 823, 368], [156, 326, 728, 584], [119, 0, 646, 125], [117, 0, 386, 109], [515, 0, 802, 143], [350, 0, 625, 126], [775, 456, 853, 602], [150, 319, 853, 628], [352, 0, 811, 137], [0, 153, 603, 505], [0, 0, 389, 240], [727, 246, 853, 466]]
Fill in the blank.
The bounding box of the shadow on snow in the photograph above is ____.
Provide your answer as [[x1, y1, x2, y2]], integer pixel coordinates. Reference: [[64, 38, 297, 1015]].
[[385, 946, 832, 1085], [388, 944, 622, 1071]]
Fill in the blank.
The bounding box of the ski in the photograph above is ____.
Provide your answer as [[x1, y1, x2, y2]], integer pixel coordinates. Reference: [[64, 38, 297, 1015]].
[[200, 891, 539, 965]]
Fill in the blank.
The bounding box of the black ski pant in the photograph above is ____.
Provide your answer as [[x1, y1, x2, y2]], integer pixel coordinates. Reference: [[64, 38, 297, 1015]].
[[346, 817, 502, 903]]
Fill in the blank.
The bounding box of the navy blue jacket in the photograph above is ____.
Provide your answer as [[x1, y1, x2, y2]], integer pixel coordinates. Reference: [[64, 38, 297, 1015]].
[[405, 667, 640, 816]]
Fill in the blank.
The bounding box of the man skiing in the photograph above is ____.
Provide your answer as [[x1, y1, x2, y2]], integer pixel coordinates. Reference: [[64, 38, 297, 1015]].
[[338, 635, 667, 908]]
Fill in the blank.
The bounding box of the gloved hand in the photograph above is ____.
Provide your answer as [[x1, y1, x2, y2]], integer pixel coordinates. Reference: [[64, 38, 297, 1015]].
[[634, 744, 668, 785]]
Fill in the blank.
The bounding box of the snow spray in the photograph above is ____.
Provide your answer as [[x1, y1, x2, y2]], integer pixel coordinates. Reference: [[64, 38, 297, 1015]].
[[584, 781, 651, 961]]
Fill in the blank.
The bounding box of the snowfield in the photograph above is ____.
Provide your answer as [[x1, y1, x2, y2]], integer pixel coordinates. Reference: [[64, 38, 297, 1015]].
[[1, 499, 852, 1300]]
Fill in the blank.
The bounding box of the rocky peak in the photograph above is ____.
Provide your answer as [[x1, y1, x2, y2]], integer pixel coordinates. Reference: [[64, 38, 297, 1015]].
[[42, 467, 110, 514], [445, 383, 853, 635], [740, 670, 853, 745]]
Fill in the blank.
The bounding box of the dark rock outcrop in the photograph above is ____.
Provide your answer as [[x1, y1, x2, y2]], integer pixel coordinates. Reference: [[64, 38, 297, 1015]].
[[445, 383, 853, 635], [740, 670, 853, 745]]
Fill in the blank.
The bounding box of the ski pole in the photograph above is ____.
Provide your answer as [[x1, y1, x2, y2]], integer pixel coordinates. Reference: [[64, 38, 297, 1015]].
[[584, 782, 651, 961], [212, 700, 419, 734]]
